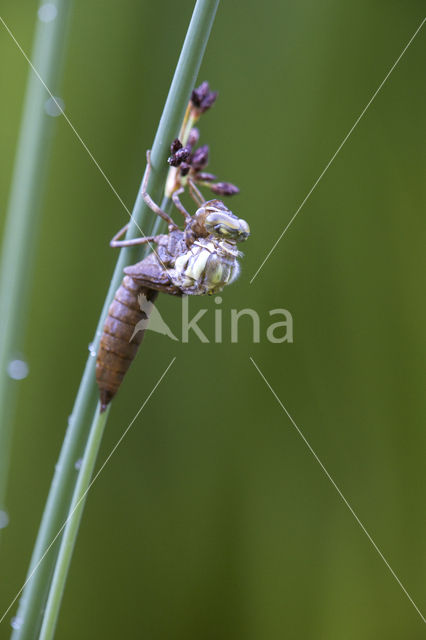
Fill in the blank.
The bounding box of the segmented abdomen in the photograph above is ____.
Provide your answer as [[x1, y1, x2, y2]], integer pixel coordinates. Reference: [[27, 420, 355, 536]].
[[96, 275, 158, 411]]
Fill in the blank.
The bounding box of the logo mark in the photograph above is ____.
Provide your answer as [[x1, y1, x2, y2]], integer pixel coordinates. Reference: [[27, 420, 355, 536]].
[[130, 294, 293, 344], [130, 293, 179, 342]]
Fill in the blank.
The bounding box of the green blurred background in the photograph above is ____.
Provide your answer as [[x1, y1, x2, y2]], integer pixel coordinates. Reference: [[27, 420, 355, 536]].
[[1, 1, 425, 638]]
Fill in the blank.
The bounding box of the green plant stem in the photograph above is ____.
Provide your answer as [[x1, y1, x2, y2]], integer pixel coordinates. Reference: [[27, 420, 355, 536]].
[[38, 404, 110, 640], [0, 0, 72, 526], [11, 1, 219, 637]]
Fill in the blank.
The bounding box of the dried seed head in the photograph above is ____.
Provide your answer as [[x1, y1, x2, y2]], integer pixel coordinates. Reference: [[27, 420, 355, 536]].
[[191, 144, 209, 169], [187, 127, 200, 147], [195, 172, 217, 182], [210, 182, 240, 196], [168, 145, 191, 167]]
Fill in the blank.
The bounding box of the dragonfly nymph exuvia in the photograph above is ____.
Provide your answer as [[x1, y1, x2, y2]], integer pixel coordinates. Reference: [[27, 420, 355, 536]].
[[96, 84, 250, 410]]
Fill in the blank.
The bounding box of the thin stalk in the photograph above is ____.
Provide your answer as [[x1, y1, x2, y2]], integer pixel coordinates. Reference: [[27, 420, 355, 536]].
[[38, 405, 110, 640], [0, 0, 73, 529], [10, 1, 219, 637]]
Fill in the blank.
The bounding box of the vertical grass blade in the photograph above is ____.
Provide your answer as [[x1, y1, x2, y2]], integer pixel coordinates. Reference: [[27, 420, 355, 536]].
[[38, 405, 110, 640], [0, 1, 73, 527], [10, 1, 219, 637]]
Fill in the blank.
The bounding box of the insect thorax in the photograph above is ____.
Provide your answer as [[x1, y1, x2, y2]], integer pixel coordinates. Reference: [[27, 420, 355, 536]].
[[169, 238, 241, 295]]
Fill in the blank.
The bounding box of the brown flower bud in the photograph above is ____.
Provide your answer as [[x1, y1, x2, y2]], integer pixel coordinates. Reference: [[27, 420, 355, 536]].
[[191, 81, 210, 107], [168, 145, 191, 167], [179, 162, 191, 176], [200, 91, 218, 113], [195, 172, 217, 182], [191, 145, 209, 169], [210, 182, 240, 196], [187, 127, 200, 147], [191, 82, 218, 113], [170, 138, 182, 154]]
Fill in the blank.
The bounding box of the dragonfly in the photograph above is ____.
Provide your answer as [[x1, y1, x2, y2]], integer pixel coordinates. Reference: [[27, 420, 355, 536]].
[[96, 151, 250, 411]]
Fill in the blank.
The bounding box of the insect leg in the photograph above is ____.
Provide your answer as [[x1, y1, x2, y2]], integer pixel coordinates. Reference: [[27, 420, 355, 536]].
[[110, 224, 164, 248], [172, 187, 192, 223], [188, 178, 206, 207], [142, 150, 179, 231]]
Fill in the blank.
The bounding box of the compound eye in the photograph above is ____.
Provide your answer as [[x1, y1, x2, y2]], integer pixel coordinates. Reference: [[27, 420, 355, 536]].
[[214, 224, 231, 237], [239, 220, 250, 237]]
